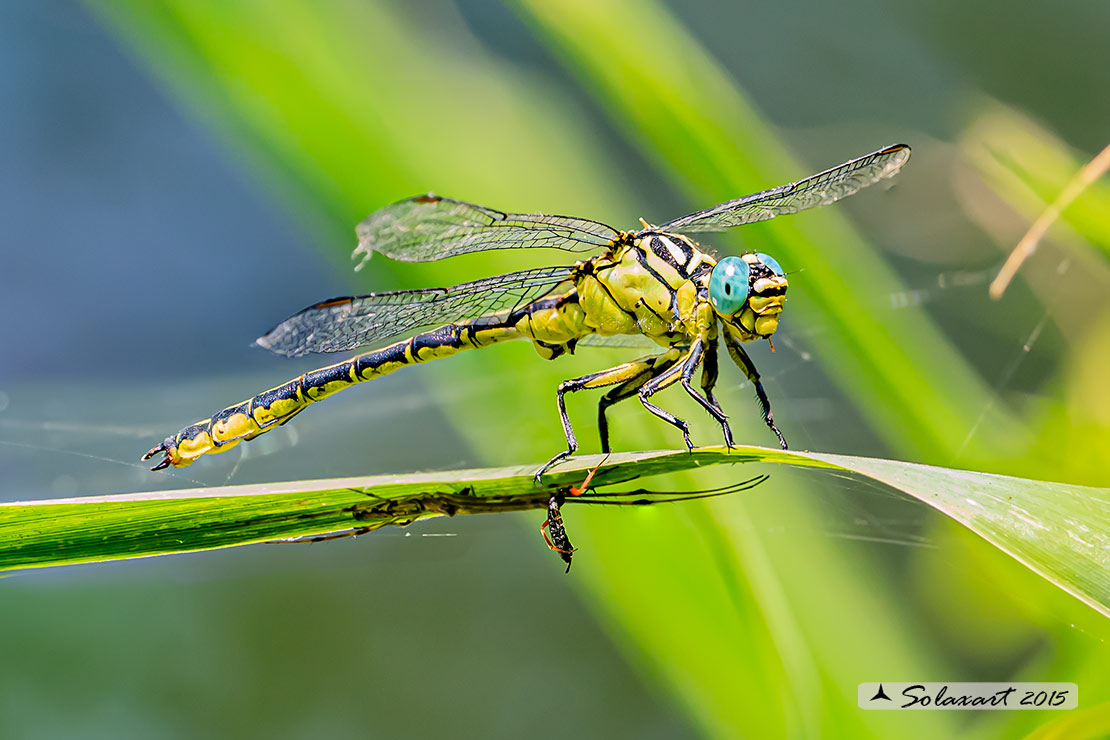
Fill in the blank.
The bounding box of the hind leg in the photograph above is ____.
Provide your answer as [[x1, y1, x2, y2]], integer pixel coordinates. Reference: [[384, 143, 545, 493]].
[[535, 348, 683, 483], [596, 352, 683, 453]]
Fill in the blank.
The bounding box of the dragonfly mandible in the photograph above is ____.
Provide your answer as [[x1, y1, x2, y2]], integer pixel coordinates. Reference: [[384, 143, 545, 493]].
[[143, 144, 911, 479]]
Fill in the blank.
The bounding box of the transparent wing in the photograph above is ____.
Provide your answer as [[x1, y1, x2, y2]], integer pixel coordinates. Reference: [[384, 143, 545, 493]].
[[656, 144, 911, 233], [256, 266, 575, 357], [575, 333, 663, 351], [353, 194, 621, 267]]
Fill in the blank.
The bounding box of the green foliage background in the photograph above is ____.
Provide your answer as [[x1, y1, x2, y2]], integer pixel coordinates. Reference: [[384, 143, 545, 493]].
[[2, 1, 1108, 738]]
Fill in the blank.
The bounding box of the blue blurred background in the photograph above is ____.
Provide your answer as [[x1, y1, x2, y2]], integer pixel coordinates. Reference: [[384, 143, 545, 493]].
[[2, 1, 1108, 738]]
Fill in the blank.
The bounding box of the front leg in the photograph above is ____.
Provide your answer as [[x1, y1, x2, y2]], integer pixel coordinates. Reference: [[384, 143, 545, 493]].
[[596, 352, 682, 453], [700, 335, 722, 410], [723, 333, 788, 449]]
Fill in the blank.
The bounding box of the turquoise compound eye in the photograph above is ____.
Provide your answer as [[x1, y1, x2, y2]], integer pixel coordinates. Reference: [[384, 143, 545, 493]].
[[754, 252, 785, 277], [709, 256, 750, 316]]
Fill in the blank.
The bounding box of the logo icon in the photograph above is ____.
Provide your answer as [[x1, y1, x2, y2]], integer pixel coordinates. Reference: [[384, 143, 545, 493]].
[[870, 684, 892, 702]]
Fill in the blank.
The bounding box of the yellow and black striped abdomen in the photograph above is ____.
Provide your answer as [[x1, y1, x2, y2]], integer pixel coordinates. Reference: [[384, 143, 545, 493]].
[[144, 290, 594, 469]]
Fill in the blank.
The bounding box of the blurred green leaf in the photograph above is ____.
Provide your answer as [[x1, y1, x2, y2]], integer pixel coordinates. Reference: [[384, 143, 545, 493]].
[[86, 0, 625, 279], [1021, 701, 1110, 740]]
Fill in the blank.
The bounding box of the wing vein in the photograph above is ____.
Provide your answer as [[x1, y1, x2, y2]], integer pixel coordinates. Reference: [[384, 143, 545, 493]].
[[354, 194, 619, 266], [656, 144, 911, 233]]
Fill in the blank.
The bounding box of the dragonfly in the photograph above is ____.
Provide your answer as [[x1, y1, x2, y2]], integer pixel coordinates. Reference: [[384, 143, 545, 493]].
[[144, 144, 911, 479]]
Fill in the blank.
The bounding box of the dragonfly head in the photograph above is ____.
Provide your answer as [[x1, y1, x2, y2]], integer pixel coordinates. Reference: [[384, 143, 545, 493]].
[[709, 253, 788, 340]]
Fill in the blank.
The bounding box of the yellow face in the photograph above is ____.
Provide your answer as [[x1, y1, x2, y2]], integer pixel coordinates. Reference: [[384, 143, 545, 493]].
[[708, 253, 788, 341]]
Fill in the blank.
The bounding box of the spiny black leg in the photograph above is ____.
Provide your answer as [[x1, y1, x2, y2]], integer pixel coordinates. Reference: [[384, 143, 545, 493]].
[[638, 361, 693, 450], [701, 342, 735, 448], [639, 395, 693, 450], [753, 379, 788, 449], [597, 375, 645, 455], [535, 379, 581, 483], [700, 336, 722, 408], [596, 355, 680, 453], [725, 336, 788, 450], [679, 338, 734, 448]]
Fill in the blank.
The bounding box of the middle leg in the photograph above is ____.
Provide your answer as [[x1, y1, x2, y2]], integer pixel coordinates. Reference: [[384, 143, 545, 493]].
[[636, 338, 732, 451], [637, 351, 697, 450], [679, 337, 735, 448]]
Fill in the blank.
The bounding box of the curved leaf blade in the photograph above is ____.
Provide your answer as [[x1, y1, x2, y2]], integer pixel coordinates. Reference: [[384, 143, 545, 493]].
[[3, 446, 1106, 624]]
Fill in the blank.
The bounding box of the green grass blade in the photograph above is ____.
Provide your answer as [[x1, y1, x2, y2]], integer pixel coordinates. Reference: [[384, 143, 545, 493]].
[[5, 447, 1107, 623], [806, 452, 1110, 619], [0, 451, 730, 572]]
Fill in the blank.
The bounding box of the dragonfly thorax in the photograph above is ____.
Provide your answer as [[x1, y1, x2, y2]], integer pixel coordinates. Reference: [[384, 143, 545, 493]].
[[636, 231, 714, 278]]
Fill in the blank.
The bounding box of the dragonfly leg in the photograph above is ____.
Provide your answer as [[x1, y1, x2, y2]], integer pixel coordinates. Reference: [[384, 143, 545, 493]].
[[638, 356, 694, 450], [535, 349, 682, 483], [597, 353, 682, 453], [679, 337, 734, 448], [724, 334, 788, 449], [700, 336, 722, 407]]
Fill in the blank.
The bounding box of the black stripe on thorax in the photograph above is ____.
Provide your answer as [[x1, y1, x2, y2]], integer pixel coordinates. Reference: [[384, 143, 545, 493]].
[[632, 244, 681, 316], [647, 234, 694, 274]]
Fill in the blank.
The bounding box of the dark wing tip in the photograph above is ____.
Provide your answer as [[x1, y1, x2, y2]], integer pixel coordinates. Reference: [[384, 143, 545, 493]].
[[308, 297, 355, 310], [879, 143, 912, 169]]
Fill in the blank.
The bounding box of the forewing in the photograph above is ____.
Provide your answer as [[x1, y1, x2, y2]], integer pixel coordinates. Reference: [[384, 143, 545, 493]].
[[256, 266, 575, 357], [657, 144, 911, 233], [353, 194, 620, 267]]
